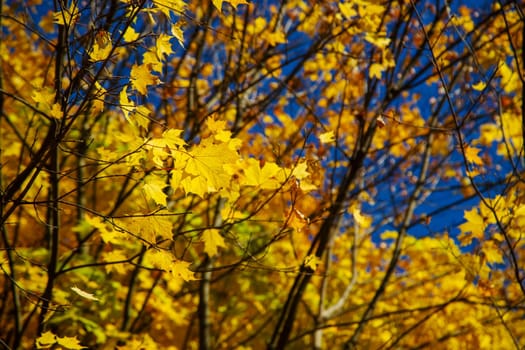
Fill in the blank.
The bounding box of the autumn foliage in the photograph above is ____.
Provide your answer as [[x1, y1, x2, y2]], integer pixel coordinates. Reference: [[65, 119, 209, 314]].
[[1, 0, 524, 349]]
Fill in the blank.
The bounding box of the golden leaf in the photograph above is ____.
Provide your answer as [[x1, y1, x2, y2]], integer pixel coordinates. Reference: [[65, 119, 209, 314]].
[[143, 178, 168, 207], [481, 241, 504, 265], [465, 146, 484, 166], [123, 26, 140, 43], [89, 30, 113, 61], [36, 331, 57, 348], [171, 23, 185, 47], [52, 3, 79, 26], [130, 63, 161, 95], [201, 228, 226, 256], [319, 131, 335, 144], [171, 260, 197, 281], [472, 81, 486, 91], [303, 254, 320, 272], [156, 34, 174, 59], [339, 2, 357, 19], [56, 335, 87, 350], [369, 63, 384, 79]]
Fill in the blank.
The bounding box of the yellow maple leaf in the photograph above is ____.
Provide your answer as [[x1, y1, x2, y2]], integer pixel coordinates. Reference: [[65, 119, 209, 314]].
[[212, 0, 249, 13], [143, 178, 168, 207], [89, 30, 112, 61], [180, 174, 209, 198], [477, 124, 501, 146], [481, 241, 504, 264], [201, 228, 226, 256], [119, 86, 135, 122], [49, 103, 63, 119], [153, 0, 186, 18], [319, 130, 335, 144], [364, 33, 391, 49], [143, 49, 163, 73], [207, 116, 227, 133], [148, 249, 173, 271], [303, 254, 321, 272], [458, 208, 486, 245], [262, 30, 287, 46], [171, 23, 185, 48], [130, 63, 161, 95], [85, 215, 121, 244], [156, 34, 173, 59], [89, 42, 112, 62], [102, 250, 128, 275], [290, 161, 310, 180], [56, 335, 86, 350], [184, 138, 240, 191], [163, 128, 186, 148], [243, 158, 283, 189], [36, 331, 57, 348], [142, 214, 173, 241], [134, 105, 152, 130], [369, 62, 384, 79], [31, 87, 54, 105], [339, 2, 357, 19], [465, 146, 484, 166], [32, 87, 62, 118], [53, 2, 79, 26], [171, 260, 197, 281], [205, 117, 234, 143], [123, 25, 140, 43], [146, 250, 196, 281]]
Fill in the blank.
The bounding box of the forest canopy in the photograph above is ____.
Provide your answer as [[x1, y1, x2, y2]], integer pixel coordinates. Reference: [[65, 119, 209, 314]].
[[0, 0, 524, 349]]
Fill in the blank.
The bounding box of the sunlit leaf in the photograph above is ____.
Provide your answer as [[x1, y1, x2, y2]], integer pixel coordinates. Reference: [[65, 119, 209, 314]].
[[130, 63, 161, 95], [472, 81, 486, 91], [465, 146, 484, 166], [481, 241, 504, 264], [143, 178, 168, 207], [171, 23, 185, 48], [156, 34, 174, 59], [369, 63, 384, 79], [71, 286, 100, 301], [339, 2, 357, 19], [53, 3, 79, 26], [123, 25, 140, 43], [458, 208, 486, 245], [319, 131, 335, 144], [89, 30, 113, 61]]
